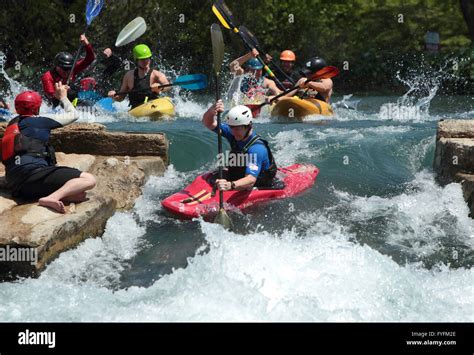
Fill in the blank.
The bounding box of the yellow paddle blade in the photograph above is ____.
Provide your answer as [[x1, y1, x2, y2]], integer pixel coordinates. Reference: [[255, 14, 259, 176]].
[[212, 5, 231, 29]]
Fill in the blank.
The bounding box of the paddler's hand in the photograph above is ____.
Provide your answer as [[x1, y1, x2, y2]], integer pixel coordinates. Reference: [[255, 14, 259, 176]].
[[216, 179, 232, 191], [103, 48, 112, 58], [108, 90, 118, 98], [208, 99, 225, 117], [54, 82, 69, 100], [214, 99, 224, 114], [80, 34, 90, 46], [296, 77, 307, 89], [251, 48, 260, 58], [151, 83, 162, 94], [265, 54, 272, 63]]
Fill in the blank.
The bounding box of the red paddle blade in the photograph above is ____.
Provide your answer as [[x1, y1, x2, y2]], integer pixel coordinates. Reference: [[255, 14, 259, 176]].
[[311, 66, 340, 80], [245, 104, 262, 118]]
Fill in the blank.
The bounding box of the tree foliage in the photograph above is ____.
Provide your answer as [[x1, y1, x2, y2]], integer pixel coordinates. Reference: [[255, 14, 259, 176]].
[[0, 0, 472, 94]]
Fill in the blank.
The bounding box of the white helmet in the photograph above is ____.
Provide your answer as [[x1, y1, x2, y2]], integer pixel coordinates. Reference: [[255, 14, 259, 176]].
[[227, 105, 252, 126]]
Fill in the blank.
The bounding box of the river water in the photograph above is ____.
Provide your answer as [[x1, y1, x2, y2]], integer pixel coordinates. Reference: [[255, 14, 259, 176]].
[[0, 72, 473, 321]]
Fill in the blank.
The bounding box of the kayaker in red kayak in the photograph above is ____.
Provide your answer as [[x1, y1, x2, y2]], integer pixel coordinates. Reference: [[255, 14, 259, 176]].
[[41, 34, 96, 107], [229, 48, 281, 103], [108, 44, 171, 109], [294, 57, 333, 103], [202, 100, 277, 191]]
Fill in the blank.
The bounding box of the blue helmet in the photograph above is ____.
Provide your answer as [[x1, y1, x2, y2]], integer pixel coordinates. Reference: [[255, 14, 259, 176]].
[[245, 58, 263, 70]]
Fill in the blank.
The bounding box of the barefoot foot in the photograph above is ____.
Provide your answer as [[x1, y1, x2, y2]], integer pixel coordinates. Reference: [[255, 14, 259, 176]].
[[38, 197, 66, 213]]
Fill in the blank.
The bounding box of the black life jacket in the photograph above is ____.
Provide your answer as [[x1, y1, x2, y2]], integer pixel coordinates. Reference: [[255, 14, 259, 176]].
[[275, 71, 296, 90], [298, 85, 328, 102], [226, 134, 277, 187], [1, 116, 57, 166], [129, 68, 159, 109]]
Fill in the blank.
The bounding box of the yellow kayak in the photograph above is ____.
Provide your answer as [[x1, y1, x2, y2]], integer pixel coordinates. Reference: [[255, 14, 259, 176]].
[[270, 97, 333, 119], [128, 97, 175, 120]]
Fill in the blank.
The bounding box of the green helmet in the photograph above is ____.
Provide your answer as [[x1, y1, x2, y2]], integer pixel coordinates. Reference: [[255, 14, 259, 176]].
[[133, 44, 152, 60]]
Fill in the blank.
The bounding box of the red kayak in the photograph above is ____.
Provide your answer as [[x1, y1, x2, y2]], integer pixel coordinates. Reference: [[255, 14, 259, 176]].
[[161, 163, 319, 220]]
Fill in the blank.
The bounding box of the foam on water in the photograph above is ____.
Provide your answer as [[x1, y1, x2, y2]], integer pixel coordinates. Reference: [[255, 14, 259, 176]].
[[313, 126, 413, 141], [269, 129, 321, 166], [41, 212, 147, 288], [174, 95, 208, 119], [331, 170, 474, 262], [0, 161, 472, 322], [133, 165, 191, 222], [332, 94, 361, 111], [0, 214, 471, 322]]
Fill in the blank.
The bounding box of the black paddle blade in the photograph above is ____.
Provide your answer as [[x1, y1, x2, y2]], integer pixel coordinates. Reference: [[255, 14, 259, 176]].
[[211, 24, 225, 75], [215, 0, 235, 26], [214, 208, 234, 230], [239, 25, 259, 48]]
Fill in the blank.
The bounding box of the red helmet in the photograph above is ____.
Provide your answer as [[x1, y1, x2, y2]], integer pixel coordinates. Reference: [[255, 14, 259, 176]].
[[14, 91, 42, 116]]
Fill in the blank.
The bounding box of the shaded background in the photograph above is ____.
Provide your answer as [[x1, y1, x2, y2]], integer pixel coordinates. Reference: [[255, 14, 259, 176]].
[[0, 0, 473, 95]]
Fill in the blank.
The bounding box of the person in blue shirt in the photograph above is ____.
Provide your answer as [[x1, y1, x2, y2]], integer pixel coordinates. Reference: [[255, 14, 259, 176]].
[[1, 83, 96, 213], [229, 48, 281, 103], [202, 100, 277, 191], [0, 96, 10, 122]]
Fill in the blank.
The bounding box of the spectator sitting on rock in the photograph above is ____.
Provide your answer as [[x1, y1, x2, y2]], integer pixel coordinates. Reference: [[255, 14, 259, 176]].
[[1, 82, 96, 213]]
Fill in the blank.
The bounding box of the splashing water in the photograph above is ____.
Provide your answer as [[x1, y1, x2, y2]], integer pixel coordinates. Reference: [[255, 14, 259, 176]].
[[0, 51, 30, 107], [0, 51, 6, 73], [378, 59, 458, 122], [333, 94, 361, 111]]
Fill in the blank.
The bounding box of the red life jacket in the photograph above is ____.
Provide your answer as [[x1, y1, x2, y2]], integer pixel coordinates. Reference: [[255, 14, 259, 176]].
[[1, 121, 20, 162], [1, 116, 56, 165]]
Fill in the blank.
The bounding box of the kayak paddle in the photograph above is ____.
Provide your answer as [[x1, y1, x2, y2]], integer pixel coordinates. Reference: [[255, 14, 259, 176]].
[[115, 17, 147, 47], [239, 25, 296, 86], [246, 66, 340, 116], [212, 0, 286, 91], [114, 74, 207, 96], [211, 23, 233, 231], [66, 0, 104, 84]]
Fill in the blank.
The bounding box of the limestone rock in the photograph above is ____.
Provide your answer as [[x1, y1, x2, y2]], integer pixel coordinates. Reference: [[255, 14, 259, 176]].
[[434, 137, 474, 184], [437, 120, 474, 139], [434, 119, 474, 219], [1, 122, 169, 161]]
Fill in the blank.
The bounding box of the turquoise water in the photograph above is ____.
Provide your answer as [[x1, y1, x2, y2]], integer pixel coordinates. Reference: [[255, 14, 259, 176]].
[[0, 81, 473, 321]]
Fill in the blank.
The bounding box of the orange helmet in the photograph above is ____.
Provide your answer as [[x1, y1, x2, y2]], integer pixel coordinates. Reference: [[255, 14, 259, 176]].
[[280, 50, 296, 61]]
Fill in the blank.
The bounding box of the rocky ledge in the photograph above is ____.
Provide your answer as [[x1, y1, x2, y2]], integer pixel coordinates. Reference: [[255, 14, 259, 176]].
[[433, 119, 474, 217], [0, 123, 168, 281]]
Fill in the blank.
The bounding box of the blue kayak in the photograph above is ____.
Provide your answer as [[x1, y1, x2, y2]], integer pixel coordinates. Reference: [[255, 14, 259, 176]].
[[77, 91, 116, 112]]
